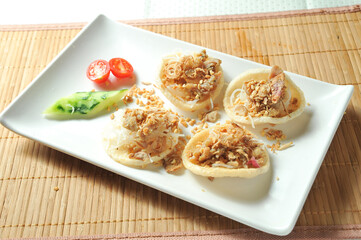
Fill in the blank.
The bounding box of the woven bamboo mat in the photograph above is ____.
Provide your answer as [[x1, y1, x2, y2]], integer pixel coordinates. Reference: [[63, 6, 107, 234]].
[[1, 5, 361, 239]]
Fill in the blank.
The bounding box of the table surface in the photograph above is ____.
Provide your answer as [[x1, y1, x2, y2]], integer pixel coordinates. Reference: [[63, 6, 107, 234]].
[[1, 0, 361, 25]]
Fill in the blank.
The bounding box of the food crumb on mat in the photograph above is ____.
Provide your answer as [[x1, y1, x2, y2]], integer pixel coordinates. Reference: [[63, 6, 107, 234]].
[[54, 186, 59, 191]]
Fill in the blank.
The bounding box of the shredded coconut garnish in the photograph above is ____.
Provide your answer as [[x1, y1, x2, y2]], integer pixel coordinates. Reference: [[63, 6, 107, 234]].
[[267, 141, 294, 153], [230, 87, 247, 106], [212, 163, 236, 169], [248, 114, 255, 129], [147, 153, 154, 163], [278, 141, 294, 150], [188, 99, 199, 109]]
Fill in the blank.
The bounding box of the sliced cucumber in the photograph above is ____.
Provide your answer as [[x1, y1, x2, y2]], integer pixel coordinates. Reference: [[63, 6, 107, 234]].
[[44, 89, 128, 119]]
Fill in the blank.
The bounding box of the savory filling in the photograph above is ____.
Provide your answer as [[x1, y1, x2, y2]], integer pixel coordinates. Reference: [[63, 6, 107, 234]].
[[231, 66, 297, 118], [111, 108, 182, 162], [187, 123, 266, 169], [160, 50, 222, 103]]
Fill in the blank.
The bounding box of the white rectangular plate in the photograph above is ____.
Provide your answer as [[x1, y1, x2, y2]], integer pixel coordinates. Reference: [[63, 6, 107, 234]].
[[0, 15, 353, 236]]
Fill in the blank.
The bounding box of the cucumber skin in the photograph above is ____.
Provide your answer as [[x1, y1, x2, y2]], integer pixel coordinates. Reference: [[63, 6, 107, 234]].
[[44, 89, 128, 118]]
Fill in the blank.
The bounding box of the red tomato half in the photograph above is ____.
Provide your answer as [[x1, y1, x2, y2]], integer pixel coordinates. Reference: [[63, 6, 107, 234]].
[[109, 58, 134, 78], [86, 59, 110, 83]]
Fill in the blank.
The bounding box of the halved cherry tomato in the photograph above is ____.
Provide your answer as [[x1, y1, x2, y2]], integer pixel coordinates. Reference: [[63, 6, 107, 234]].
[[86, 59, 110, 83], [109, 58, 133, 78]]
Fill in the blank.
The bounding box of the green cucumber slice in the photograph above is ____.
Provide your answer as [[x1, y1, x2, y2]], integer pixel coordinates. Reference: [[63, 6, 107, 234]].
[[44, 89, 128, 119]]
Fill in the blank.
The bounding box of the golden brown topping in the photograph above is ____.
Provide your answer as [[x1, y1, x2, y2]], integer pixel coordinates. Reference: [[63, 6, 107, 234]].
[[189, 124, 265, 169], [232, 66, 291, 118], [261, 128, 286, 141], [121, 108, 181, 160], [189, 119, 196, 126], [244, 78, 284, 117], [163, 156, 183, 173], [180, 118, 188, 128], [123, 85, 165, 109], [160, 50, 222, 102]]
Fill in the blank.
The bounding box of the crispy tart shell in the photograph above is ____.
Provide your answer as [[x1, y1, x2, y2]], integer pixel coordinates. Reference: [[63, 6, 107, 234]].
[[157, 53, 224, 111], [223, 68, 305, 125], [182, 125, 270, 178]]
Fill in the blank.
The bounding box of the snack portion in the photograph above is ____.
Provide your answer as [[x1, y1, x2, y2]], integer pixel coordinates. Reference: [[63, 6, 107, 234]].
[[103, 107, 183, 168], [182, 123, 270, 178], [224, 66, 305, 126], [157, 50, 224, 111], [44, 90, 128, 119]]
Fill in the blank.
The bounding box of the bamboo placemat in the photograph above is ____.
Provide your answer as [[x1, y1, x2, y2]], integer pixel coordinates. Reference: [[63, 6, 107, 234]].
[[1, 5, 361, 239]]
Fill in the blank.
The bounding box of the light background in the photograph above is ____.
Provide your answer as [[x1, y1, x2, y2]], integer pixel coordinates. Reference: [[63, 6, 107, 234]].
[[0, 0, 361, 25]]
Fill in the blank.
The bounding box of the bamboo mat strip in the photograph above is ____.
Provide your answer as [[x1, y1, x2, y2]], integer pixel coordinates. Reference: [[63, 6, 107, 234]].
[[0, 8, 361, 239], [21, 225, 361, 240]]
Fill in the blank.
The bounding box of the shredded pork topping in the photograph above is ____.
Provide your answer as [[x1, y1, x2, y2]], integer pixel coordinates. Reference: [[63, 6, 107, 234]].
[[188, 124, 266, 169], [120, 108, 181, 161], [232, 65, 291, 118], [160, 50, 222, 102]]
